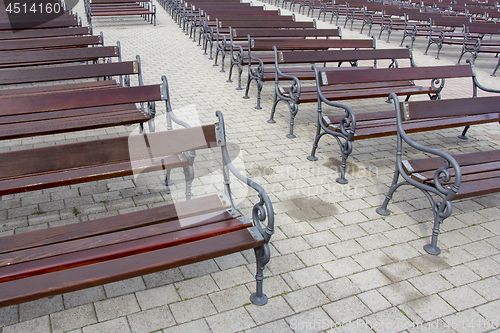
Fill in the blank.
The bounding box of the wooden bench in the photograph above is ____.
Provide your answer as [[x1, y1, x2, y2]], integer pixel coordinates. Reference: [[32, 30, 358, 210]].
[[243, 36, 376, 109], [0, 43, 120, 68], [0, 73, 166, 140], [307, 62, 498, 184], [0, 111, 275, 307], [377, 93, 500, 255], [270, 46, 414, 138], [226, 27, 342, 89], [0, 26, 92, 40], [0, 34, 103, 52], [85, 0, 156, 25]]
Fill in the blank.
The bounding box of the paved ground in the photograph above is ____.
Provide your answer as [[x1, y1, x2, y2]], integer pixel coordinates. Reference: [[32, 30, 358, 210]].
[[1, 1, 500, 332]]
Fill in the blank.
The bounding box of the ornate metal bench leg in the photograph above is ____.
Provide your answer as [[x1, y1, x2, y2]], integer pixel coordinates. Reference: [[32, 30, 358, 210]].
[[286, 102, 298, 138], [268, 93, 279, 123], [255, 80, 263, 109], [183, 163, 194, 200], [243, 75, 252, 99], [162, 169, 174, 186], [376, 167, 402, 216], [336, 139, 353, 184], [236, 62, 243, 90], [307, 125, 327, 161], [492, 58, 500, 77], [250, 245, 270, 306]]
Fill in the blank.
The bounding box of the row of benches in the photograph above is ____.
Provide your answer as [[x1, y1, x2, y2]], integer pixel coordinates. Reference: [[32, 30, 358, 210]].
[[83, 0, 157, 25], [0, 7, 275, 308], [162, 0, 500, 257]]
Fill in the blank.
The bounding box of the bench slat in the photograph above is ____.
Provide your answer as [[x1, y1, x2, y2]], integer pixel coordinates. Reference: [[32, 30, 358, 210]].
[[0, 194, 226, 255], [0, 27, 91, 40], [0, 227, 261, 308], [0, 61, 138, 86], [321, 65, 473, 85], [0, 80, 120, 97], [404, 96, 500, 120], [0, 35, 102, 51], [280, 48, 411, 63], [0, 84, 161, 116], [0, 216, 246, 283]]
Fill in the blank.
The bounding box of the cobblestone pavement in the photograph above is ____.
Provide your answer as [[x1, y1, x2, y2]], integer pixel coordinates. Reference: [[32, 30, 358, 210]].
[[1, 1, 500, 332]]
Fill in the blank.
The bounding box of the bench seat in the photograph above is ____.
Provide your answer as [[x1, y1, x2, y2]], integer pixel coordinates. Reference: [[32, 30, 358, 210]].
[[0, 194, 262, 307]]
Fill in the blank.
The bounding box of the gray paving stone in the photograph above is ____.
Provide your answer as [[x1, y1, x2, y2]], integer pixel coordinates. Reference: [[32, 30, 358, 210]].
[[175, 274, 219, 300], [283, 286, 330, 313], [142, 268, 184, 288], [179, 259, 220, 279], [474, 300, 500, 328], [3, 315, 50, 333], [326, 239, 365, 258], [50, 304, 97, 333], [169, 295, 217, 324], [285, 308, 335, 333], [0, 305, 18, 327], [462, 240, 500, 259], [357, 290, 392, 313], [408, 272, 454, 296], [214, 252, 249, 270], [245, 296, 294, 326], [363, 307, 414, 333], [246, 319, 293, 333], [408, 255, 452, 274], [209, 285, 252, 312], [378, 281, 424, 306], [206, 307, 255, 333], [162, 319, 211, 333], [381, 243, 423, 262], [353, 249, 394, 269], [288, 265, 332, 288], [322, 257, 364, 279], [211, 265, 254, 290], [323, 296, 372, 324], [19, 295, 64, 321], [442, 309, 492, 333], [464, 257, 500, 279], [273, 237, 312, 255], [378, 261, 422, 283], [135, 284, 181, 310], [82, 317, 132, 333], [406, 295, 456, 322], [349, 268, 392, 292], [439, 285, 487, 312], [267, 254, 305, 275], [93, 294, 141, 322], [439, 265, 482, 287], [127, 305, 176, 333], [303, 230, 339, 248], [104, 277, 147, 298], [296, 246, 336, 266]]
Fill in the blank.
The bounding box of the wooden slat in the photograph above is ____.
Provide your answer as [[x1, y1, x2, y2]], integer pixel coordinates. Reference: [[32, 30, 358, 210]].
[[0, 194, 226, 254], [455, 177, 500, 199], [0, 46, 119, 68], [0, 27, 91, 40], [0, 35, 102, 51], [0, 125, 217, 179], [0, 84, 161, 116], [322, 65, 473, 85], [0, 217, 246, 283], [0, 228, 261, 308], [405, 96, 500, 120], [253, 38, 375, 51], [219, 21, 315, 29], [0, 81, 120, 97], [281, 48, 411, 64], [232, 28, 340, 38], [0, 61, 138, 85]]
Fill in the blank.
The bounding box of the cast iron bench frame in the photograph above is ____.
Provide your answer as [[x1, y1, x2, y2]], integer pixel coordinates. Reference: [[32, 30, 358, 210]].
[[377, 93, 500, 255]]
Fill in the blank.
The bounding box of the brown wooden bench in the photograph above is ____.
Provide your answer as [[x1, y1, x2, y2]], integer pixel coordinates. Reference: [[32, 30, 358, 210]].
[[0, 73, 165, 140], [0, 34, 103, 52], [270, 46, 415, 138], [243, 36, 376, 109], [0, 43, 120, 68], [377, 94, 500, 255], [226, 27, 341, 89], [0, 111, 275, 308], [85, 0, 156, 25], [307, 62, 498, 184]]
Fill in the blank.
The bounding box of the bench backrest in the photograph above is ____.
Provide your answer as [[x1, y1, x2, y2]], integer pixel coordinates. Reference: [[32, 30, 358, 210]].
[[277, 47, 411, 64], [0, 45, 120, 67], [232, 28, 341, 39], [0, 34, 103, 52], [0, 84, 163, 117], [0, 124, 218, 181], [0, 26, 91, 40], [319, 64, 473, 85], [399, 95, 500, 121], [220, 20, 315, 29], [0, 59, 139, 85], [251, 37, 375, 51]]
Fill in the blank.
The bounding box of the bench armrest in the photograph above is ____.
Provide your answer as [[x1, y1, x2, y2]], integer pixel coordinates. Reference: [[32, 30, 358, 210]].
[[273, 46, 301, 102], [215, 111, 274, 244], [469, 60, 500, 95], [390, 93, 461, 201]]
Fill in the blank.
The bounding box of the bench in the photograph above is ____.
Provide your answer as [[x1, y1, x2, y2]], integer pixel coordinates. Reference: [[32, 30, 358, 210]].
[[0, 111, 275, 307], [226, 27, 342, 89], [307, 62, 498, 184], [377, 93, 500, 255], [270, 46, 414, 138], [0, 72, 165, 140], [85, 0, 156, 25], [0, 43, 120, 68], [244, 36, 376, 109]]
